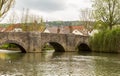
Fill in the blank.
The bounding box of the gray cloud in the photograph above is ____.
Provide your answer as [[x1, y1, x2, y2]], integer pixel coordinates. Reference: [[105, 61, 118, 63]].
[[15, 0, 66, 12]]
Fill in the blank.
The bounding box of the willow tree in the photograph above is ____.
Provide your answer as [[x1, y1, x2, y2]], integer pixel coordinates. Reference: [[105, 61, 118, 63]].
[[0, 0, 15, 20], [92, 0, 120, 30]]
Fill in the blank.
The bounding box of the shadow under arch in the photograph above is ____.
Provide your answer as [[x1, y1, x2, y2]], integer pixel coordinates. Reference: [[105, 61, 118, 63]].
[[77, 43, 91, 52], [0, 41, 26, 53], [43, 42, 65, 52], [8, 43, 26, 53]]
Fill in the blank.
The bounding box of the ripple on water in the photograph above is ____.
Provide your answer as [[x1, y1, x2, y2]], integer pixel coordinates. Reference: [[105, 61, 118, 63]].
[[0, 52, 120, 76]]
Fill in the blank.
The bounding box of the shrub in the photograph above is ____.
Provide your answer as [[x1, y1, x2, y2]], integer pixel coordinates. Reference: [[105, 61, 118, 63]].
[[89, 28, 120, 53]]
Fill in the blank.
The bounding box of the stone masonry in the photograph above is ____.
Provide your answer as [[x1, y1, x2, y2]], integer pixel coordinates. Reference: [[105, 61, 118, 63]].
[[0, 32, 90, 53]]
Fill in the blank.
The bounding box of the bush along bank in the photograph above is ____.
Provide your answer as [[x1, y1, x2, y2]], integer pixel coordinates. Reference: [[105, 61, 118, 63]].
[[89, 28, 120, 53], [0, 44, 19, 50]]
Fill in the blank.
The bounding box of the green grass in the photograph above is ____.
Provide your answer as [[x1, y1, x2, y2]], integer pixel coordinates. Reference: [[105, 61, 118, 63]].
[[42, 44, 54, 51], [89, 28, 120, 53], [0, 44, 19, 49], [42, 47, 54, 50]]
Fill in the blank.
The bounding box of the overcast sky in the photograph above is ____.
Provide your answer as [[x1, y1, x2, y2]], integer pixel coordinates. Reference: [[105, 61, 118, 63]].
[[2, 0, 92, 23]]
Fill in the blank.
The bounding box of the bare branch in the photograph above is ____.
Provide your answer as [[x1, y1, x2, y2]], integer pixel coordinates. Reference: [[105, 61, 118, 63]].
[[0, 0, 15, 21]]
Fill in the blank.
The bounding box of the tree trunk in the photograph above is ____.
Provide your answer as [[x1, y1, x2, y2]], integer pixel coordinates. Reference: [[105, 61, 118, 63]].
[[109, 24, 112, 30]]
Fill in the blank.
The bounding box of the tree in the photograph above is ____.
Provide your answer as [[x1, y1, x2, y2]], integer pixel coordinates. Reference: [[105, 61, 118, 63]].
[[7, 11, 18, 24], [92, 0, 120, 30], [79, 8, 94, 33], [0, 0, 15, 20], [20, 8, 46, 32], [20, 8, 29, 31]]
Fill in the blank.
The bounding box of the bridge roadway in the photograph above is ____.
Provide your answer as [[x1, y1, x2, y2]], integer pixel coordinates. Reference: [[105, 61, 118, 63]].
[[0, 32, 90, 53]]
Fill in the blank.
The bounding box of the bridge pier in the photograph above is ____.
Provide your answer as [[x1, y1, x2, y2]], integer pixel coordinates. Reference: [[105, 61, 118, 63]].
[[27, 32, 42, 52]]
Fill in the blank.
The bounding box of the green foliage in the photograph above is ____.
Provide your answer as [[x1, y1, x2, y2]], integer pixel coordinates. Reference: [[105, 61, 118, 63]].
[[89, 27, 120, 53], [0, 44, 9, 49], [94, 20, 108, 31], [46, 21, 91, 26], [21, 19, 46, 32], [92, 0, 120, 29], [42, 44, 54, 51], [0, 44, 17, 49]]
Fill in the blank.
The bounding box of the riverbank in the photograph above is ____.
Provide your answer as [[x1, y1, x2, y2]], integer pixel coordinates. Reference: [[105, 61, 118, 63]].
[[0, 44, 21, 53], [89, 28, 120, 53], [0, 49, 21, 53]]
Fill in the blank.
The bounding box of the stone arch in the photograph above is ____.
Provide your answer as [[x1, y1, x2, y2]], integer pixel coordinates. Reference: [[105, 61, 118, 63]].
[[0, 40, 26, 53], [42, 42, 65, 52], [76, 42, 91, 52]]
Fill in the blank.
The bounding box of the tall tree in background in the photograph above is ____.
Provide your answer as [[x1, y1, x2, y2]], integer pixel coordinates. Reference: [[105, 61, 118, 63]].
[[7, 11, 18, 24], [20, 8, 46, 32], [0, 0, 15, 20], [80, 8, 93, 33], [21, 8, 29, 31], [92, 0, 120, 30]]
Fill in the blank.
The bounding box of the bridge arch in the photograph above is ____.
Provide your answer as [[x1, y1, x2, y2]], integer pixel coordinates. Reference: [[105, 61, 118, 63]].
[[0, 40, 26, 53], [42, 42, 65, 52], [76, 42, 91, 52]]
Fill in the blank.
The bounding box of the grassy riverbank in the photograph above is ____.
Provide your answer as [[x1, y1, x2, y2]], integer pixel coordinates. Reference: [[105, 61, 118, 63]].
[[0, 44, 54, 52], [89, 28, 120, 53], [0, 44, 20, 51]]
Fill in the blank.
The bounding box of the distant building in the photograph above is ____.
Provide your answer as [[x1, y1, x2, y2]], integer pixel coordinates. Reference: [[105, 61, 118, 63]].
[[88, 29, 99, 36], [60, 26, 70, 34], [0, 27, 5, 32], [72, 29, 83, 35], [44, 29, 50, 33], [12, 28, 22, 32], [44, 26, 58, 33], [3, 24, 22, 32], [43, 25, 87, 35], [71, 25, 86, 35]]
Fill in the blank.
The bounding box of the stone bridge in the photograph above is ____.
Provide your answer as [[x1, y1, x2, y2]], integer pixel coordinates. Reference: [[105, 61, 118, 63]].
[[0, 32, 91, 53]]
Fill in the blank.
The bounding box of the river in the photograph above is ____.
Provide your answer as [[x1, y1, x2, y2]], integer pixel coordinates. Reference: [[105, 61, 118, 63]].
[[0, 50, 120, 76]]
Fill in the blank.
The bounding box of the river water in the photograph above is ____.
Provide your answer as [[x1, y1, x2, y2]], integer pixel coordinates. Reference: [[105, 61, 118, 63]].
[[0, 50, 120, 76]]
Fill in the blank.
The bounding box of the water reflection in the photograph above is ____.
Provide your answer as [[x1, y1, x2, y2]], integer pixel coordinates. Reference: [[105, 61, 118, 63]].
[[0, 52, 25, 60], [0, 51, 120, 76]]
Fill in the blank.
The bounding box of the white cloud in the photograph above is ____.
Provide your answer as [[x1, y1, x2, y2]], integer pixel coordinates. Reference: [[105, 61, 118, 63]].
[[1, 0, 92, 23], [15, 0, 67, 12]]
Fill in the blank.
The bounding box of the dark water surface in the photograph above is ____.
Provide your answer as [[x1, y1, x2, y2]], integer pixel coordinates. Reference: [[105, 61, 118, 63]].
[[0, 51, 120, 76]]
